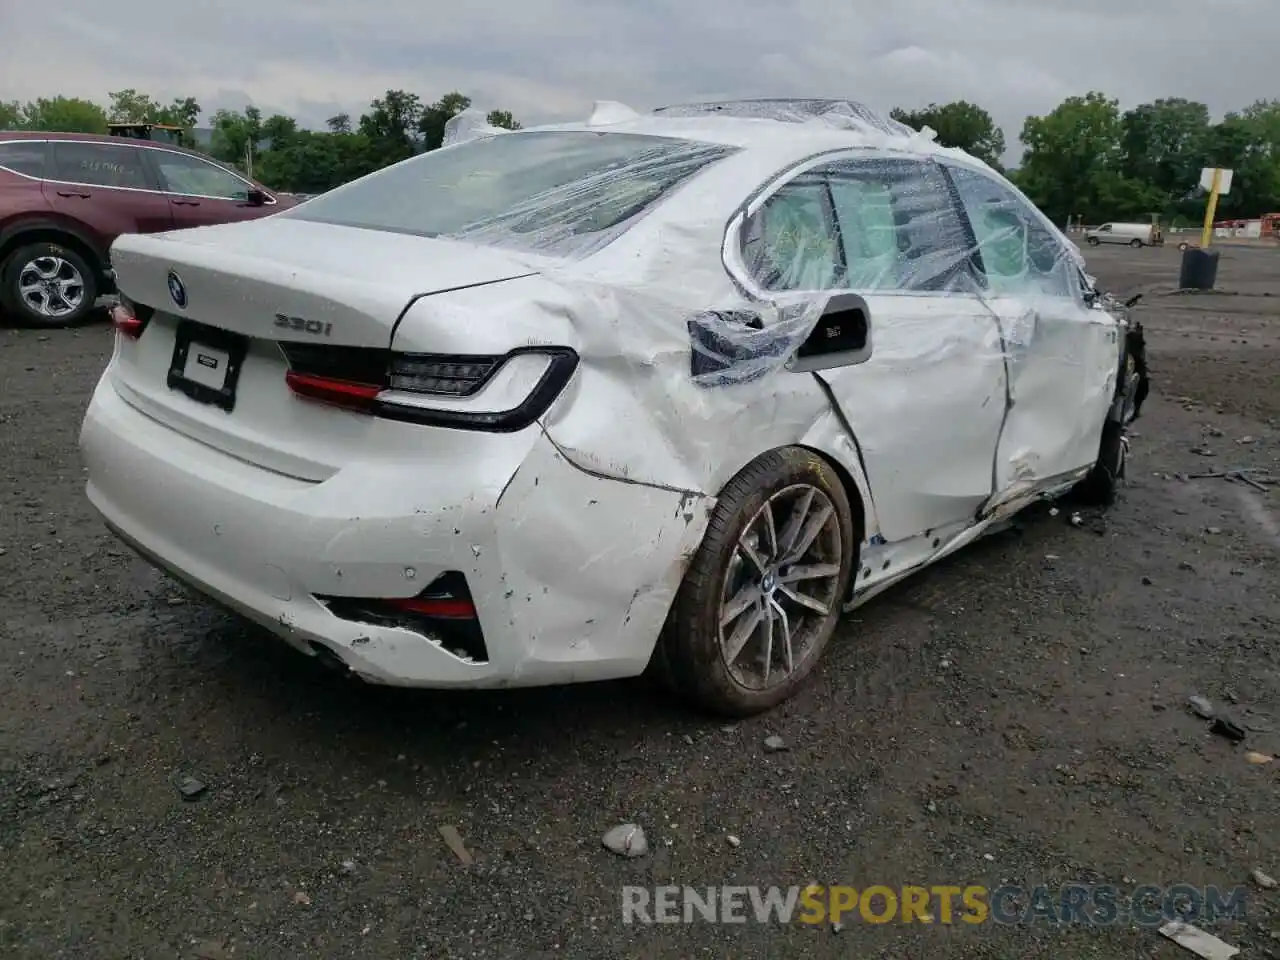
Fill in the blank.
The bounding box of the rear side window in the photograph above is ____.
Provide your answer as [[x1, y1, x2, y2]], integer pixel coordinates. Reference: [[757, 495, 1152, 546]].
[[741, 157, 974, 293], [287, 131, 734, 256], [741, 175, 843, 291], [821, 157, 972, 292], [0, 141, 47, 177], [50, 141, 151, 190]]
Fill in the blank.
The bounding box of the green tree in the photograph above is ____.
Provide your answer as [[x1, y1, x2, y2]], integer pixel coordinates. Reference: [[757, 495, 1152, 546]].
[[0, 101, 23, 129], [106, 89, 202, 145], [486, 109, 522, 131], [107, 88, 164, 122], [209, 106, 263, 169], [1017, 92, 1127, 224], [326, 113, 352, 134], [17, 96, 109, 133], [166, 96, 202, 131], [359, 90, 423, 163], [420, 92, 471, 150], [1204, 101, 1280, 218], [1119, 98, 1210, 203], [261, 113, 299, 146], [890, 101, 1006, 168], [256, 130, 380, 192]]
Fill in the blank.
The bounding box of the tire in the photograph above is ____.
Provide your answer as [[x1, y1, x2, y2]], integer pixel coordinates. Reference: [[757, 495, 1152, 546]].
[[1129, 238, 1143, 248], [0, 242, 99, 329], [1072, 419, 1127, 507], [654, 448, 857, 716], [1087, 237, 1101, 246]]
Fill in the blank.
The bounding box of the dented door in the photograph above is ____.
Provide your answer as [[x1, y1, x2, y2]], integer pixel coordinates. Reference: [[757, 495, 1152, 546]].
[[816, 292, 1007, 539], [945, 164, 1117, 498], [736, 156, 1008, 542]]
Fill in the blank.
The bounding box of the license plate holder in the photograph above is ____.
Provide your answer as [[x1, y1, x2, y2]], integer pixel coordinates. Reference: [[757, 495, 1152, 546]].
[[167, 320, 249, 413]]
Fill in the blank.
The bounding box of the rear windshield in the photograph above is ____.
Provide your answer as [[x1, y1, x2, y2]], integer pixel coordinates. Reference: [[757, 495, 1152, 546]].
[[284, 131, 734, 256]]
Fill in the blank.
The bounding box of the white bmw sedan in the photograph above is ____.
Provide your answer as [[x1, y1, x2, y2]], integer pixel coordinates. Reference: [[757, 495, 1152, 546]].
[[80, 99, 1147, 715]]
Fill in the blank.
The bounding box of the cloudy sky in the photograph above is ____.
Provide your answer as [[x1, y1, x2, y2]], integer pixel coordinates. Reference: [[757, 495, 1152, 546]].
[[1, 0, 1274, 162]]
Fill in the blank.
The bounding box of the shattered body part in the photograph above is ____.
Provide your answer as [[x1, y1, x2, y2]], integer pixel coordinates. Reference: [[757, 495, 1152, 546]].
[[81, 97, 1138, 705]]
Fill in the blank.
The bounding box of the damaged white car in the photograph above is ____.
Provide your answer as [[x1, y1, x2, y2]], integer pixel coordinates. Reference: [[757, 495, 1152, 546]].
[[81, 98, 1148, 715]]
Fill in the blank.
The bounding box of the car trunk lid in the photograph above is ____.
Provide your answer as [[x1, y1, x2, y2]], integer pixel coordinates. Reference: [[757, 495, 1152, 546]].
[[110, 217, 540, 345], [106, 219, 542, 479]]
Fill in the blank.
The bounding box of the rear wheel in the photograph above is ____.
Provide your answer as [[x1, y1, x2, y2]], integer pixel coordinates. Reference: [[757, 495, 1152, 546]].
[[0, 242, 99, 329], [654, 448, 856, 716], [1129, 238, 1143, 248]]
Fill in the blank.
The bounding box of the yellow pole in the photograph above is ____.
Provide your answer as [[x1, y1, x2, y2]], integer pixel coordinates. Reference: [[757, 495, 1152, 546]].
[[1200, 168, 1222, 248]]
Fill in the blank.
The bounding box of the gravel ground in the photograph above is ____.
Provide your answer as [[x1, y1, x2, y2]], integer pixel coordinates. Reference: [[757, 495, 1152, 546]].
[[1, 243, 1278, 959]]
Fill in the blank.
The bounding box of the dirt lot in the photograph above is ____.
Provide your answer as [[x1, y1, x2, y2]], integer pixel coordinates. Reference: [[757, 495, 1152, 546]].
[[1, 243, 1278, 959]]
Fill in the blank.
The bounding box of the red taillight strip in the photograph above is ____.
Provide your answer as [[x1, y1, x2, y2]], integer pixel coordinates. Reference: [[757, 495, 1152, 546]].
[[110, 302, 145, 339], [385, 596, 477, 619], [284, 371, 382, 411]]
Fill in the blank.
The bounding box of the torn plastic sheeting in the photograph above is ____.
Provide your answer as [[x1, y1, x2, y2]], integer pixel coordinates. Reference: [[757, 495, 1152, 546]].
[[478, 139, 1097, 506], [448, 136, 736, 260], [442, 108, 517, 147], [533, 279, 838, 493], [651, 98, 920, 140], [322, 99, 1120, 515], [588, 100, 643, 126]]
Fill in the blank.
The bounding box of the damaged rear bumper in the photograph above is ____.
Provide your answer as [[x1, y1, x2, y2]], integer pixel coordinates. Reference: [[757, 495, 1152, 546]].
[[81, 374, 712, 688]]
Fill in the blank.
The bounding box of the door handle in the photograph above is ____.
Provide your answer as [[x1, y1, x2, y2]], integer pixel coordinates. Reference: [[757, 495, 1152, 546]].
[[172, 199, 201, 206], [56, 190, 91, 199]]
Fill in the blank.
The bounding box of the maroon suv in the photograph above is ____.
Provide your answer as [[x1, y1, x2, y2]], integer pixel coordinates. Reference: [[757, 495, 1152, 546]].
[[0, 132, 295, 328]]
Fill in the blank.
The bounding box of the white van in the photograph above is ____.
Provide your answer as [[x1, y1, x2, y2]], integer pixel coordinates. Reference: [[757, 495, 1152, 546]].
[[1084, 222, 1162, 247]]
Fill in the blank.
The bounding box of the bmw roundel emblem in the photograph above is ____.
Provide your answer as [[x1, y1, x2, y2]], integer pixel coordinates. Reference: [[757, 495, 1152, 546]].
[[167, 270, 187, 309]]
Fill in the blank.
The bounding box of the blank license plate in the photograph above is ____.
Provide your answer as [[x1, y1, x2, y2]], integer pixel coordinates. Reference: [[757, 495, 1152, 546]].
[[183, 344, 231, 390], [167, 320, 248, 413]]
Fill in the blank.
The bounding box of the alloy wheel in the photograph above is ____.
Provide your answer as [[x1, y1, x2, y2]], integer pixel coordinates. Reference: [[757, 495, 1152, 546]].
[[18, 255, 86, 319], [717, 483, 844, 690]]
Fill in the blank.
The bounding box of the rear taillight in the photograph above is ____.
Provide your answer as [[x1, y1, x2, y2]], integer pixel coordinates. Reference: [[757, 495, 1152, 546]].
[[283, 371, 381, 413], [110, 300, 148, 339], [279, 344, 578, 433], [388, 355, 502, 396]]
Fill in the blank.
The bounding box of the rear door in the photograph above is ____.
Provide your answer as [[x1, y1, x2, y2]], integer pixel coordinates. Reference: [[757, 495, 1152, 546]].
[[44, 140, 174, 237], [738, 155, 1008, 542], [144, 148, 278, 228], [0, 140, 52, 220], [943, 162, 1117, 501]]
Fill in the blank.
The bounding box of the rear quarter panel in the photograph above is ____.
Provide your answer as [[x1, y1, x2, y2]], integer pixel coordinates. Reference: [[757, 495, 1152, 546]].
[[0, 173, 114, 271]]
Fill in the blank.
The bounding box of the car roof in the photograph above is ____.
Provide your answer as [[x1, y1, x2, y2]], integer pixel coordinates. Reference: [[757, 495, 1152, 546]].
[[0, 130, 204, 158], [107, 122, 183, 130]]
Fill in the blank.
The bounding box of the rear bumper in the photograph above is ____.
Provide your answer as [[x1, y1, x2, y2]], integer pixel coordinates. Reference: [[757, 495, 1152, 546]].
[[80, 369, 711, 687]]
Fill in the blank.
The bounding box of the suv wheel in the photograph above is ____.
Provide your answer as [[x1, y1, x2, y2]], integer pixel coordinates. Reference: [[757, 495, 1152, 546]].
[[654, 448, 857, 716], [1, 243, 99, 329]]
